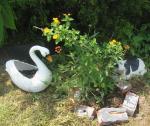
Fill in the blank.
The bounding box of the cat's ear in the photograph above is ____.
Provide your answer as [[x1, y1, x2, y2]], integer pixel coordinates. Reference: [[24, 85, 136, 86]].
[[124, 61, 130, 75]]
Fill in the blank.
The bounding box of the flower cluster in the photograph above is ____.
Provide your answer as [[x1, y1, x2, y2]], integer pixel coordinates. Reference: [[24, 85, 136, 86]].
[[109, 39, 121, 46], [52, 18, 60, 25], [34, 15, 125, 104], [109, 39, 130, 52], [34, 14, 74, 54], [55, 46, 62, 53], [42, 17, 61, 41], [43, 27, 51, 35], [53, 34, 59, 40]]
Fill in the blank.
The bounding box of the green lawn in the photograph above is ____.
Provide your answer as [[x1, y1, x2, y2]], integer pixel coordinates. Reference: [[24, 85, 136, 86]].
[[0, 68, 97, 126]]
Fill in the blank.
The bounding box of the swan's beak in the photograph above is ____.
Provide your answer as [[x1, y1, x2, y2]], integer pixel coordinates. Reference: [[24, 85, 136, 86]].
[[46, 55, 53, 62]]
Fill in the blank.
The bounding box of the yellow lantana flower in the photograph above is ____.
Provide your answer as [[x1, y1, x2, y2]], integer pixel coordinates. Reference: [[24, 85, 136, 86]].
[[109, 39, 120, 46], [53, 18, 60, 25], [43, 27, 51, 34], [109, 39, 117, 45], [53, 34, 59, 40]]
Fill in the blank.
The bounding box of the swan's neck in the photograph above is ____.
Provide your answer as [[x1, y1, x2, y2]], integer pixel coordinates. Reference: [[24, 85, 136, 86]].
[[29, 46, 47, 71]]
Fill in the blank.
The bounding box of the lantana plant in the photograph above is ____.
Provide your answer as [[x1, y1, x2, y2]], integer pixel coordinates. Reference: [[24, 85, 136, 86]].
[[34, 14, 79, 54], [34, 14, 125, 104]]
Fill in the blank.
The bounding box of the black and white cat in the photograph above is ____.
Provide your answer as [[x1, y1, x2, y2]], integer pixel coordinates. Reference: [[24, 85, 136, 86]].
[[116, 57, 147, 80]]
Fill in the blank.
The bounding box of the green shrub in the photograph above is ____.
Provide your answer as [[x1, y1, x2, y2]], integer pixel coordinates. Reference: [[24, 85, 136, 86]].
[[116, 21, 150, 60], [0, 1, 16, 46], [64, 0, 150, 59], [36, 15, 124, 104], [2, 0, 149, 63]]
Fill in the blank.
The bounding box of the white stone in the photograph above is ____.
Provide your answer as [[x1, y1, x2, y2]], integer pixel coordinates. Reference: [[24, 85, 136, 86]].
[[75, 105, 95, 119], [86, 106, 95, 119]]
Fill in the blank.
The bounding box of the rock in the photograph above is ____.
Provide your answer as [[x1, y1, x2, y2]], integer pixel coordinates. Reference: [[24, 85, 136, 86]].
[[74, 105, 87, 117], [74, 105, 96, 119], [97, 107, 128, 126], [122, 92, 139, 116], [86, 106, 96, 119]]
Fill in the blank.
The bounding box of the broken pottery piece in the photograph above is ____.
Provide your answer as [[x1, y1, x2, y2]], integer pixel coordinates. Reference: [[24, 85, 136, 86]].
[[116, 81, 132, 93], [86, 106, 96, 119], [122, 92, 139, 116], [75, 105, 95, 119], [75, 105, 87, 117], [97, 107, 128, 126]]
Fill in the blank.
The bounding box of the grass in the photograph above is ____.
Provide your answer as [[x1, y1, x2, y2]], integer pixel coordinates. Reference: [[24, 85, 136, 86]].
[[0, 68, 97, 126], [0, 66, 150, 126]]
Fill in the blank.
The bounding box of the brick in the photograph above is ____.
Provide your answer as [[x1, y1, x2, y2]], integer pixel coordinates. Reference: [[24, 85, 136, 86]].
[[122, 92, 139, 116], [97, 107, 128, 125]]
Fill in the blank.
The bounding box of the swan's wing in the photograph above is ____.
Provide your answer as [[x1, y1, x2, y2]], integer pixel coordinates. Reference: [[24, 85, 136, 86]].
[[14, 60, 37, 71]]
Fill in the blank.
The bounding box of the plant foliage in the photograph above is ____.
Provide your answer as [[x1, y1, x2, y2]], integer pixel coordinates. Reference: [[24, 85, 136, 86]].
[[7, 0, 149, 60], [36, 15, 124, 104], [0, 0, 16, 46]]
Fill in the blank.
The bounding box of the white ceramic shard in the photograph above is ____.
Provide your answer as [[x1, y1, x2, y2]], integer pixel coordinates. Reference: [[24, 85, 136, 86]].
[[75, 105, 88, 117], [75, 105, 95, 119], [86, 106, 95, 119]]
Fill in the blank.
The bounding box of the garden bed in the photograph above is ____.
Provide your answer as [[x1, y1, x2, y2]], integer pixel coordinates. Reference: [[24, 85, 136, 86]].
[[0, 66, 150, 126]]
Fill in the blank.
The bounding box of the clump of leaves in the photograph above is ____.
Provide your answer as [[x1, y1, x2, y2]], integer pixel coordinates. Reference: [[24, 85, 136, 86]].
[[0, 1, 16, 46], [35, 14, 124, 104]]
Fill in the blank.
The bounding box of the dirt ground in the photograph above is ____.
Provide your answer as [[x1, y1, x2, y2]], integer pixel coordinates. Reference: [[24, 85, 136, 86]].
[[0, 66, 150, 126], [123, 76, 150, 126]]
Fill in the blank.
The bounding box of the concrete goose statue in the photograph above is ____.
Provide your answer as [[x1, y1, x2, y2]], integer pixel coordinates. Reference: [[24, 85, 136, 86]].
[[5, 45, 52, 92]]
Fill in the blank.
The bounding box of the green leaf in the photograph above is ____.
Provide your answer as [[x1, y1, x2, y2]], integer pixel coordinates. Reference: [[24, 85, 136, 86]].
[[132, 35, 144, 48], [0, 13, 4, 44], [47, 36, 51, 42], [1, 2, 16, 29]]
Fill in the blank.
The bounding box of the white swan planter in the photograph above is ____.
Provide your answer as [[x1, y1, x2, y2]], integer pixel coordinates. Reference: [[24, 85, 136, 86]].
[[5, 45, 52, 92]]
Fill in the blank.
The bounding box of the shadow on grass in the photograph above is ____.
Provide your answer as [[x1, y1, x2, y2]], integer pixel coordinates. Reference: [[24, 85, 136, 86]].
[[24, 86, 59, 119], [0, 47, 71, 125], [0, 67, 61, 125], [0, 69, 17, 96]]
